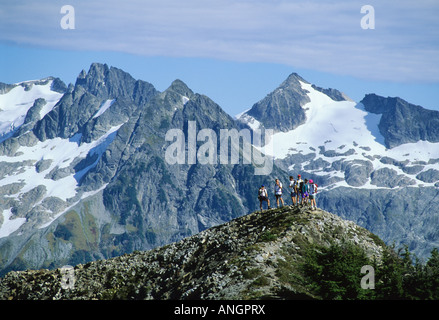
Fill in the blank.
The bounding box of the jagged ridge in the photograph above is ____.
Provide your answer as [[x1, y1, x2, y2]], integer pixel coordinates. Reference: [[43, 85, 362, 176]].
[[0, 206, 385, 300]]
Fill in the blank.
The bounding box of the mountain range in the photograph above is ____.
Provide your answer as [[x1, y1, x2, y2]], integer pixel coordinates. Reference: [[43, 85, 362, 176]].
[[0, 63, 438, 275]]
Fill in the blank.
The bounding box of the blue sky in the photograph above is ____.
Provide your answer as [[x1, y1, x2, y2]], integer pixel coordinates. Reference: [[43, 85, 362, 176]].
[[1, 0, 438, 116]]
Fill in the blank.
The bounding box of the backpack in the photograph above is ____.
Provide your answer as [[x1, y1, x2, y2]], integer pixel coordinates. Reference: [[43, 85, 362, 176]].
[[302, 183, 309, 193], [309, 183, 318, 195], [299, 181, 304, 193]]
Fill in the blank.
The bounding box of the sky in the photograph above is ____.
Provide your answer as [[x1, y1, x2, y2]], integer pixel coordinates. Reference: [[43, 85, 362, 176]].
[[0, 0, 438, 116]]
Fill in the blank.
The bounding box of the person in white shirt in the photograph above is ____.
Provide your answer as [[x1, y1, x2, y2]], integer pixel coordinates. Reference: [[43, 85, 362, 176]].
[[309, 179, 318, 210], [258, 185, 270, 211], [274, 179, 284, 208]]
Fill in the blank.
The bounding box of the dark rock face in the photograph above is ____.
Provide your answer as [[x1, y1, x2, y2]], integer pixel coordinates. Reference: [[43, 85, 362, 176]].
[[50, 78, 68, 94], [370, 168, 416, 188], [416, 169, 439, 183], [33, 63, 158, 141], [344, 160, 374, 187], [244, 73, 310, 132], [361, 94, 439, 148], [311, 84, 352, 101]]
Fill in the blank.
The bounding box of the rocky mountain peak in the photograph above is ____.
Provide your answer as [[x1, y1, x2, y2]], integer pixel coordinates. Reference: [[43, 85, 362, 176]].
[[240, 73, 311, 132], [72, 63, 157, 106], [238, 72, 354, 134], [153, 79, 195, 113], [50, 77, 68, 94], [280, 72, 309, 87], [167, 79, 194, 98], [75, 63, 136, 99]]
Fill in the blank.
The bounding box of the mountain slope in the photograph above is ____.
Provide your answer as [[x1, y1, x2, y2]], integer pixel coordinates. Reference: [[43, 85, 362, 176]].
[[0, 206, 385, 300]]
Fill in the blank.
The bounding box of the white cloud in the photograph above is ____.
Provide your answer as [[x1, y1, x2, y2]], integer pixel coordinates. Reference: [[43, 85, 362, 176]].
[[1, 0, 438, 83]]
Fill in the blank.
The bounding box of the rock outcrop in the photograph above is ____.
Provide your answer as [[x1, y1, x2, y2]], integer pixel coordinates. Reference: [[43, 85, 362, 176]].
[[361, 94, 439, 148]]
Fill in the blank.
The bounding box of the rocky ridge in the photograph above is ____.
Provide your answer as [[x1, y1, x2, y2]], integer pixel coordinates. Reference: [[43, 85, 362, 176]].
[[0, 205, 385, 300]]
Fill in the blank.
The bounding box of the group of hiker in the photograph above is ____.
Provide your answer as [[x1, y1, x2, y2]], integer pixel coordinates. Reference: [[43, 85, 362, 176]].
[[258, 175, 318, 211]]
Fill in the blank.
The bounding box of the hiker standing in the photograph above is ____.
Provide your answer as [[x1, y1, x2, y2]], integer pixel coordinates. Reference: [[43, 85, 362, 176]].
[[301, 178, 310, 207], [258, 185, 270, 211], [297, 174, 303, 205], [274, 179, 284, 208], [309, 179, 318, 210], [289, 176, 298, 206]]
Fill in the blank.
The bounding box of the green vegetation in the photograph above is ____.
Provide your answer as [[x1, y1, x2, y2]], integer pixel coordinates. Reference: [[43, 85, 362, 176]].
[[302, 241, 375, 299], [302, 242, 439, 300], [252, 275, 270, 287], [260, 230, 277, 242], [242, 268, 262, 280]]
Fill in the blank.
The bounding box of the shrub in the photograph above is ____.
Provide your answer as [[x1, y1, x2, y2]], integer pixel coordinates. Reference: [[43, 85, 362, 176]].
[[302, 241, 375, 300]]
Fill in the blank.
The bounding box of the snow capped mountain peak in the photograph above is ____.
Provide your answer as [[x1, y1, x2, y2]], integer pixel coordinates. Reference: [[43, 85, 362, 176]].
[[264, 80, 385, 156], [280, 72, 309, 87], [236, 72, 354, 135], [240, 75, 439, 192]]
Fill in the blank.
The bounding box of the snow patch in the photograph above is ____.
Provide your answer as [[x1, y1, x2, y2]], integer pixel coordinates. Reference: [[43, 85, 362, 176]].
[[0, 209, 26, 239], [0, 124, 122, 200], [237, 113, 262, 131], [93, 99, 115, 118], [263, 81, 388, 159], [182, 96, 190, 105], [234, 108, 250, 120], [0, 79, 63, 141], [38, 183, 109, 230]]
